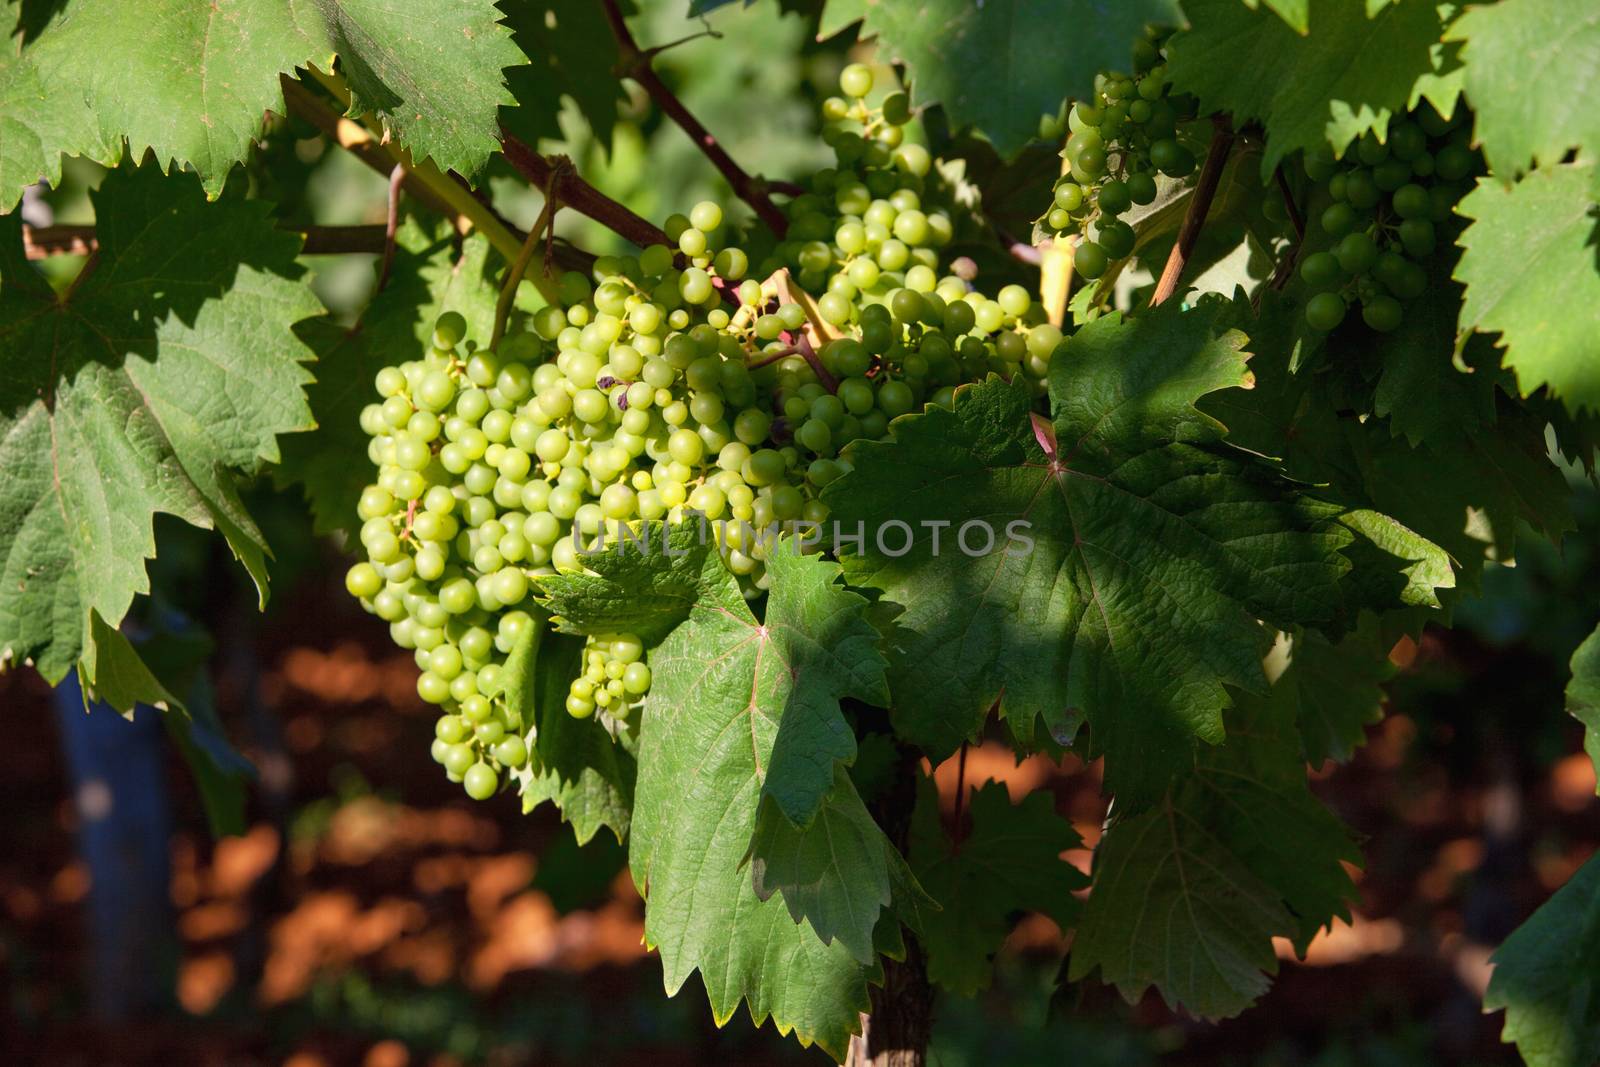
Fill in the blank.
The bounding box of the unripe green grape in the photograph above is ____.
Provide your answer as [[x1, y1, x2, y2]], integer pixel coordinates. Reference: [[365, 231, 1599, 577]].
[[840, 63, 874, 98], [882, 91, 911, 125], [894, 144, 931, 178], [1320, 202, 1358, 237], [1305, 292, 1347, 331], [1362, 296, 1403, 332], [1127, 172, 1158, 205], [1299, 251, 1343, 290], [1098, 179, 1132, 215], [433, 311, 467, 349], [1334, 231, 1379, 274], [463, 763, 498, 801]]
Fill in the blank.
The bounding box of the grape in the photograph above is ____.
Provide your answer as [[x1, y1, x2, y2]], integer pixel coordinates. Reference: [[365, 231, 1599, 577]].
[[463, 762, 499, 800], [1305, 293, 1347, 331], [1299, 251, 1343, 290], [840, 63, 873, 98], [1361, 296, 1403, 332], [1075, 241, 1109, 279]]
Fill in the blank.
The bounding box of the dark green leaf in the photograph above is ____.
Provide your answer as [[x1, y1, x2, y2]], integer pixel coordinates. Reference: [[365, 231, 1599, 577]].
[[1485, 851, 1600, 1067], [825, 305, 1353, 806], [1070, 683, 1360, 1018], [909, 777, 1085, 995]]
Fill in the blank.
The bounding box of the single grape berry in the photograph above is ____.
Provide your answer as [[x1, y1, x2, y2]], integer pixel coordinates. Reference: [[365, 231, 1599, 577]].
[[840, 63, 874, 98], [1075, 241, 1109, 279], [1299, 251, 1343, 290], [1305, 292, 1347, 331], [1361, 296, 1404, 333]]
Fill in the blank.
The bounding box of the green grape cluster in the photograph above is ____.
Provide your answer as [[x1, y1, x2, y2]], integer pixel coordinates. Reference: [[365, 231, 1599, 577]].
[[1040, 29, 1202, 280], [568, 633, 651, 719], [1296, 103, 1482, 332], [345, 65, 1077, 801]]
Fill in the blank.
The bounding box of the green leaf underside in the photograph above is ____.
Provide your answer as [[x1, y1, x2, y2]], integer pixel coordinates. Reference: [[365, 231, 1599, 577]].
[[1455, 164, 1600, 416], [824, 306, 1353, 808], [1070, 687, 1360, 1019], [278, 223, 500, 536], [909, 777, 1085, 995], [832, 0, 1182, 158], [1168, 0, 1453, 175], [544, 528, 893, 1058], [1486, 852, 1600, 1067], [1, 0, 519, 208], [0, 163, 320, 683], [1449, 0, 1600, 177], [502, 621, 635, 844]]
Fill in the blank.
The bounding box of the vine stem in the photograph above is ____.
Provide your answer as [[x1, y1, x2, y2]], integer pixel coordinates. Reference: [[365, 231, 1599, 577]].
[[846, 742, 932, 1067], [498, 134, 673, 250], [23, 222, 391, 259], [376, 164, 405, 291], [1151, 116, 1235, 307], [491, 172, 564, 348], [598, 0, 789, 234], [1266, 165, 1306, 294]]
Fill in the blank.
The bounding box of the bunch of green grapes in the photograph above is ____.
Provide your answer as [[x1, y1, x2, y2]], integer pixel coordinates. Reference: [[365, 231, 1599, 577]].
[[768, 63, 1063, 392], [345, 66, 1077, 801], [1296, 103, 1482, 332], [346, 312, 554, 801], [1040, 29, 1202, 280], [568, 633, 651, 719]]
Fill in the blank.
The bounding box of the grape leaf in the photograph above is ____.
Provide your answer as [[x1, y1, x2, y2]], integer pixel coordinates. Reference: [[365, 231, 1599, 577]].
[[277, 224, 500, 536], [501, 0, 632, 150], [832, 0, 1182, 158], [1448, 0, 1600, 177], [501, 619, 634, 844], [544, 528, 893, 1056], [909, 777, 1085, 995], [1568, 624, 1600, 800], [1485, 851, 1600, 1067], [1069, 685, 1359, 1018], [1455, 163, 1600, 416], [1167, 0, 1453, 174], [632, 543, 887, 1058], [824, 305, 1353, 807], [4, 0, 521, 208], [0, 163, 319, 685], [1275, 624, 1393, 766]]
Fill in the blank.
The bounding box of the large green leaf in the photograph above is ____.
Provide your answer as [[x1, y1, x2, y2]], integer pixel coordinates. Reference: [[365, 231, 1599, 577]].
[[824, 306, 1353, 807], [1069, 685, 1360, 1019], [3, 0, 521, 208], [1485, 852, 1600, 1067], [909, 777, 1085, 995], [1449, 0, 1600, 177], [1455, 163, 1600, 416], [543, 528, 891, 1057], [824, 0, 1182, 158], [1167, 0, 1454, 174], [0, 163, 319, 685], [277, 223, 501, 536]]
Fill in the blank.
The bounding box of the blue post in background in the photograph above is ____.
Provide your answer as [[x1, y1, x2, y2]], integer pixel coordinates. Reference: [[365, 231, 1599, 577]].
[[52, 673, 176, 1020]]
